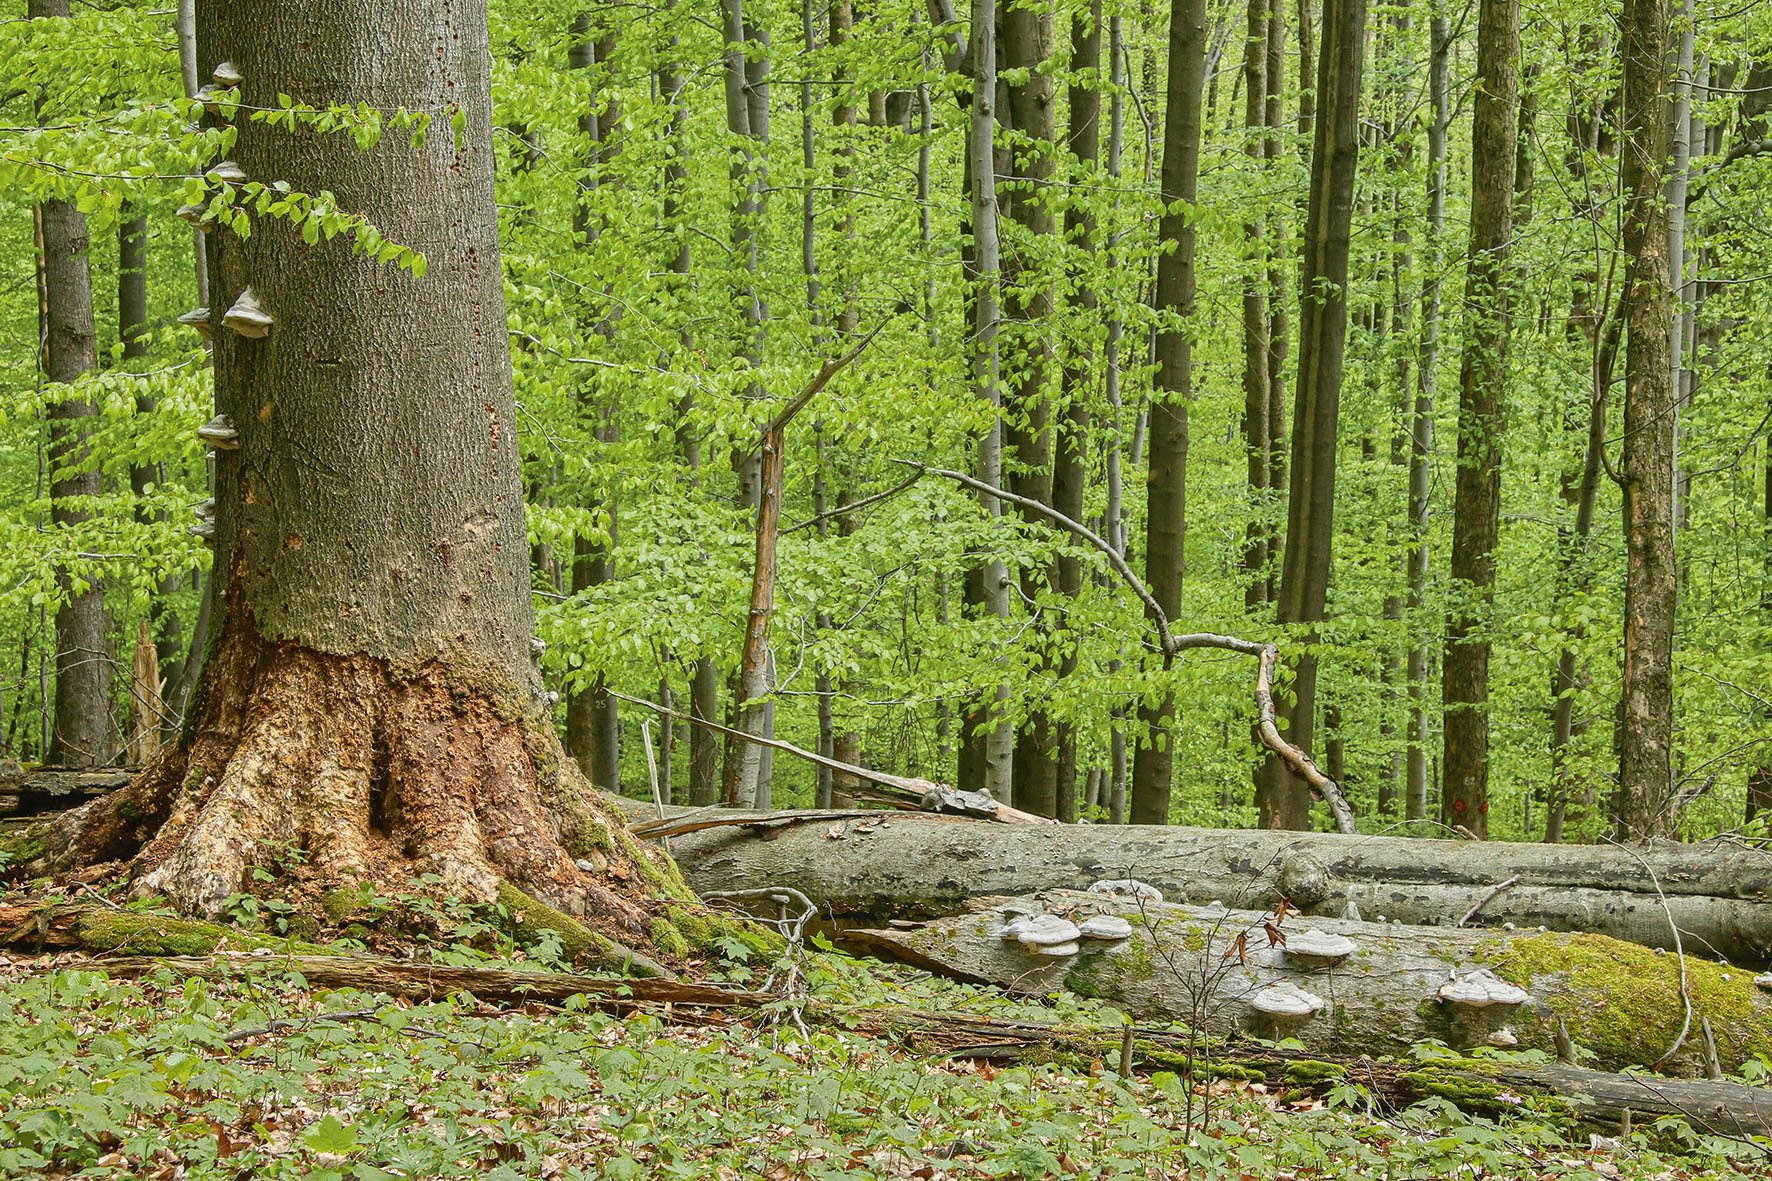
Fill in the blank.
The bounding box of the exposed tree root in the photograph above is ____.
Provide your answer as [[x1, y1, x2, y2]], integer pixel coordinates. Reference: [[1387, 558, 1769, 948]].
[[11, 618, 685, 961]]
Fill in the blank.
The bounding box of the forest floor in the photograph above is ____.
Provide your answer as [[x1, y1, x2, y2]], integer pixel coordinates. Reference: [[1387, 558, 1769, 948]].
[[0, 891, 1767, 1180]]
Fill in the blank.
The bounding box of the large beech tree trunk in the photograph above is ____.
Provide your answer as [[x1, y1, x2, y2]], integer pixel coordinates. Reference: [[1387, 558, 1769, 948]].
[[642, 805, 1772, 965], [851, 891, 1772, 1076], [23, 0, 665, 930]]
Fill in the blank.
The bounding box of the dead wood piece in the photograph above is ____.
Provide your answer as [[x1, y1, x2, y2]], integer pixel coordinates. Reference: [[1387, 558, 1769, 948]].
[[608, 691, 1054, 825], [838, 1006, 1772, 1142], [846, 890, 1772, 1076], [43, 951, 772, 1008], [641, 806, 1772, 966], [0, 768, 135, 817]]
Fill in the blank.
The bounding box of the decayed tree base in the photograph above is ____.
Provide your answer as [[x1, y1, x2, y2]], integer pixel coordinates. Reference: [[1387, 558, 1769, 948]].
[[16, 623, 684, 948]]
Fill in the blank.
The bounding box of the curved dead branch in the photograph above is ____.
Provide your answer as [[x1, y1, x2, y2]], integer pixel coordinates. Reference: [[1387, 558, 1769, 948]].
[[903, 462, 1357, 835]]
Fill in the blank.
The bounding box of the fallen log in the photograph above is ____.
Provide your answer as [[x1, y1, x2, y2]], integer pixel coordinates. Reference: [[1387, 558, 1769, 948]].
[[642, 805, 1772, 966], [847, 889, 1772, 1077], [851, 1007, 1772, 1142], [0, 767, 133, 818]]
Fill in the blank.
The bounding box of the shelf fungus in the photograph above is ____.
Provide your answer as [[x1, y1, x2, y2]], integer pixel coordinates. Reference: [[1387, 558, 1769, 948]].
[[223, 289, 273, 338], [206, 160, 247, 185], [1077, 915, 1134, 941], [197, 415, 240, 450], [1249, 982, 1326, 1034], [1437, 969, 1531, 1010], [192, 499, 216, 521], [176, 203, 212, 231], [1280, 930, 1357, 968], [1088, 879, 1164, 904], [1001, 914, 1081, 957], [194, 83, 224, 114], [188, 519, 216, 540], [530, 637, 548, 658], [211, 61, 244, 87], [177, 307, 213, 339]]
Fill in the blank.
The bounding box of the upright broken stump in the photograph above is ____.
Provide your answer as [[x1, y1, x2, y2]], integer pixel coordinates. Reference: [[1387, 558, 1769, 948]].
[[850, 889, 1772, 1077]]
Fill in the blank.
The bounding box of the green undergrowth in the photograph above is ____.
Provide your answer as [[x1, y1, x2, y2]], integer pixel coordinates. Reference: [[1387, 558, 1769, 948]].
[[0, 956, 1761, 1181]]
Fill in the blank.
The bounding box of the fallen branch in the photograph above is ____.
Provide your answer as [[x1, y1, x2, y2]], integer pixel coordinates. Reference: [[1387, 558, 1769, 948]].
[[30, 951, 772, 1008], [901, 462, 1356, 834], [608, 690, 1054, 825], [1458, 874, 1522, 927]]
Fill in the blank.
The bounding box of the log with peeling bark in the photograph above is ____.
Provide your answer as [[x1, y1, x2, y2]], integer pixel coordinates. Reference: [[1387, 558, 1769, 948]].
[[634, 804, 1772, 966], [0, 767, 134, 818], [845, 889, 1772, 1077], [847, 1007, 1772, 1140]]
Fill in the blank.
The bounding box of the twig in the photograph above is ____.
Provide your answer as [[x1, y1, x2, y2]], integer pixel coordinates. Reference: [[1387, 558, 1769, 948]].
[[1605, 836, 1692, 1070], [640, 720, 669, 856], [783, 470, 924, 535], [1457, 874, 1522, 927], [901, 462, 1357, 835]]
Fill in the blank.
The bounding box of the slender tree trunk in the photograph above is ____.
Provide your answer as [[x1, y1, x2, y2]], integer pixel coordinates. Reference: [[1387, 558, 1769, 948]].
[[566, 20, 622, 793], [1130, 0, 1206, 826], [1255, 0, 1365, 830], [1240, 0, 1271, 613], [959, 0, 1014, 802], [1050, 0, 1102, 825], [1439, 0, 1520, 837], [1264, 0, 1288, 606], [35, 0, 111, 769], [653, 46, 722, 808], [1617, 0, 1676, 839], [33, 0, 667, 936], [1105, 11, 1129, 825], [1001, 0, 1059, 819]]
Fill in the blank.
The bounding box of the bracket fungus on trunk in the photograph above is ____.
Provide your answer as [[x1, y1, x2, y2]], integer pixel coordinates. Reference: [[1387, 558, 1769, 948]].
[[1089, 879, 1164, 903], [1077, 915, 1134, 941], [206, 160, 248, 185], [178, 307, 214, 339], [1002, 914, 1082, 957], [212, 61, 244, 87], [223, 289, 274, 339], [1249, 981, 1326, 1037], [1281, 929, 1357, 968], [1439, 968, 1533, 1051], [197, 415, 240, 449], [177, 203, 213, 231]]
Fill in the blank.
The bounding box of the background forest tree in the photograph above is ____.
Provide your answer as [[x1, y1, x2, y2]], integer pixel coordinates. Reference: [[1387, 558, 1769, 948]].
[[4, 0, 1771, 843]]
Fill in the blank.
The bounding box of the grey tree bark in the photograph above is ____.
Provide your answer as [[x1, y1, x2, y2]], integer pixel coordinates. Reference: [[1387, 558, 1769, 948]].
[[1439, 0, 1519, 837], [1131, 0, 1206, 825], [1618, 0, 1677, 838], [1255, 0, 1365, 829], [34, 0, 111, 770], [29, 0, 667, 935], [647, 805, 1772, 967], [855, 891, 1772, 1076]]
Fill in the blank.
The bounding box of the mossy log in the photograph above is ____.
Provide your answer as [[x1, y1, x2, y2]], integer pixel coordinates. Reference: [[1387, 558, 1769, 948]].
[[37, 952, 770, 1008], [845, 1007, 1772, 1140], [848, 890, 1772, 1077], [639, 803, 1772, 965]]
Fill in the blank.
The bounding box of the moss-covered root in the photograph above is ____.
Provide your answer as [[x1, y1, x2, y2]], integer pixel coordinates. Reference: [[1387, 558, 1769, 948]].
[[0, 901, 329, 957], [496, 884, 674, 979]]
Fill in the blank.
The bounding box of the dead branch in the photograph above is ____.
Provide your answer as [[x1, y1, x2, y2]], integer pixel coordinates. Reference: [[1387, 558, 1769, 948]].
[[902, 462, 1357, 835]]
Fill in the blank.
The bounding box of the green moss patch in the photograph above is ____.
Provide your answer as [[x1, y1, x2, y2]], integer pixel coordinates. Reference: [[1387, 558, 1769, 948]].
[[1489, 932, 1772, 1069], [70, 909, 328, 957]]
